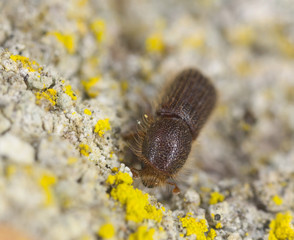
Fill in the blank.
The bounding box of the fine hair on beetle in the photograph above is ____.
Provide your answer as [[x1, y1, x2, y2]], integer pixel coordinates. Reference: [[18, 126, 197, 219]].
[[127, 68, 217, 194]]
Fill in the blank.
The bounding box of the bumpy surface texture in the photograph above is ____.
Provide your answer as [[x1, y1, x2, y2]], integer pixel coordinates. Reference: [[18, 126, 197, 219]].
[[0, 0, 294, 240]]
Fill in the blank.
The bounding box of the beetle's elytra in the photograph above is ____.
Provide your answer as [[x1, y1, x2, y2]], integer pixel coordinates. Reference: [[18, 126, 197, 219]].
[[129, 68, 217, 193]]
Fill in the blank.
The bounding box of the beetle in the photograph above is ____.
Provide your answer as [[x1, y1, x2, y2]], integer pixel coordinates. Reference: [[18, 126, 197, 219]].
[[128, 68, 217, 193]]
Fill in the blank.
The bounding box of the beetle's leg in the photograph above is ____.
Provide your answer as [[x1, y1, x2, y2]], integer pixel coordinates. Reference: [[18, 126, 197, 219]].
[[130, 168, 140, 179], [167, 181, 180, 194]]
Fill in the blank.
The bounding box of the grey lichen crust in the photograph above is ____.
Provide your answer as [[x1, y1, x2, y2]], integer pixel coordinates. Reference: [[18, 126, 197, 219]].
[[1, 0, 294, 240]]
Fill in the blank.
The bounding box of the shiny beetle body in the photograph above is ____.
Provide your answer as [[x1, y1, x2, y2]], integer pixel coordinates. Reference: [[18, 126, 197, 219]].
[[130, 69, 217, 192]]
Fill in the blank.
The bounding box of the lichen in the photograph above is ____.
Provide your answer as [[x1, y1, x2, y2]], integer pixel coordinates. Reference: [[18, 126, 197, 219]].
[[81, 76, 100, 98], [51, 32, 76, 54], [209, 192, 225, 205], [215, 223, 222, 229], [207, 229, 217, 240], [106, 172, 163, 223], [84, 109, 92, 115], [94, 119, 111, 137], [272, 195, 283, 206], [10, 54, 43, 73], [269, 212, 294, 240], [63, 85, 77, 100], [145, 32, 164, 54], [67, 157, 77, 165], [35, 89, 57, 106], [79, 144, 92, 156], [179, 213, 208, 239], [39, 172, 57, 206], [97, 223, 115, 239], [128, 226, 155, 240], [90, 19, 106, 43]]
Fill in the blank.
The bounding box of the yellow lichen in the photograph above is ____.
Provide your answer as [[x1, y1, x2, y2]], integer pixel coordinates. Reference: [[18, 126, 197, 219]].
[[111, 167, 118, 173], [39, 173, 56, 206], [97, 223, 115, 239], [207, 229, 217, 240], [272, 195, 283, 206], [106, 171, 133, 185], [81, 76, 101, 98], [79, 144, 92, 156], [179, 213, 208, 239], [5, 165, 16, 178], [63, 85, 77, 100], [145, 32, 165, 54], [274, 26, 294, 58], [51, 32, 76, 54], [67, 157, 78, 165], [227, 25, 255, 46], [120, 80, 129, 94], [269, 212, 294, 240], [90, 19, 106, 43], [35, 89, 57, 106], [84, 108, 92, 115], [200, 187, 211, 193], [128, 226, 155, 240], [107, 172, 163, 223], [94, 119, 111, 137], [10, 54, 42, 73], [236, 61, 253, 76], [81, 235, 91, 240], [215, 223, 222, 229], [182, 33, 205, 49], [209, 192, 225, 205]]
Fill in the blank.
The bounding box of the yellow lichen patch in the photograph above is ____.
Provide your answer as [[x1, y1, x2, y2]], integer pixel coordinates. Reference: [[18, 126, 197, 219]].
[[79, 143, 92, 156], [67, 157, 78, 165], [51, 32, 76, 54], [274, 26, 294, 58], [240, 121, 252, 132], [90, 19, 106, 43], [82, 76, 101, 98], [94, 119, 111, 137], [39, 173, 57, 206], [10, 54, 42, 73], [63, 85, 77, 100], [227, 25, 255, 46], [77, 0, 88, 7], [111, 167, 118, 173], [35, 89, 57, 106], [128, 226, 155, 240], [215, 223, 222, 229], [235, 61, 252, 76], [207, 229, 217, 240], [272, 195, 283, 206], [120, 80, 129, 95], [107, 172, 163, 223], [84, 108, 92, 115], [209, 192, 225, 205], [182, 33, 205, 49], [106, 171, 133, 185], [81, 235, 91, 240], [200, 187, 211, 193], [97, 223, 115, 239], [269, 212, 294, 240], [5, 165, 16, 178], [145, 32, 165, 54], [179, 213, 209, 239]]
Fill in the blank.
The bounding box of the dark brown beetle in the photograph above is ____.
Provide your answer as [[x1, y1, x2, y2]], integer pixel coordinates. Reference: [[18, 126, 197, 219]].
[[129, 68, 217, 193]]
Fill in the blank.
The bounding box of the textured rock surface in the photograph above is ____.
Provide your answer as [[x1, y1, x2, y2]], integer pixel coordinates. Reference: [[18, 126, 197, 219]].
[[0, 0, 294, 240]]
